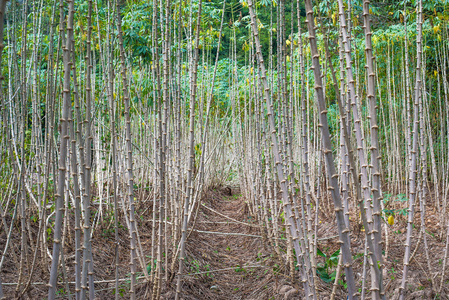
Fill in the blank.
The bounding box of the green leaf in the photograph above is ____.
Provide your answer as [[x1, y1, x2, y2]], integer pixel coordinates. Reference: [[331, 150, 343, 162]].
[[316, 248, 326, 258]]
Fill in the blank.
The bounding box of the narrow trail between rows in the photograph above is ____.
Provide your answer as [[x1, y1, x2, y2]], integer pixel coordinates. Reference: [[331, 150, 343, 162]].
[[180, 188, 292, 299]]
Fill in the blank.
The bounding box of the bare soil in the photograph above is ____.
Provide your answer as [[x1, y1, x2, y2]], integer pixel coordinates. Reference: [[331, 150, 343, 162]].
[[1, 187, 449, 299]]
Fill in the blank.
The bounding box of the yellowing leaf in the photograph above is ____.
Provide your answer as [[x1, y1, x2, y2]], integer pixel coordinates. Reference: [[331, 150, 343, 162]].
[[332, 12, 337, 26], [257, 18, 264, 30], [286, 39, 291, 46], [388, 215, 394, 226], [372, 35, 378, 47], [286, 55, 290, 62], [433, 25, 440, 34]]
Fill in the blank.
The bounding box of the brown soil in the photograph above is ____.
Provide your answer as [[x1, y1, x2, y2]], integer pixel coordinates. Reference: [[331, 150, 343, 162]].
[[1, 187, 449, 299], [170, 187, 288, 300]]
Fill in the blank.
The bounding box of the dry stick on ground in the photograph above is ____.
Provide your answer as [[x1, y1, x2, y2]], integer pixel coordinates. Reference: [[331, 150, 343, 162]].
[[201, 203, 257, 227], [47, 1, 74, 299], [398, 1, 423, 299], [302, 0, 358, 298]]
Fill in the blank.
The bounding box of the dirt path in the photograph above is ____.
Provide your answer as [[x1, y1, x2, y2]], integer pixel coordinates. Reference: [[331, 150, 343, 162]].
[[180, 188, 285, 299]]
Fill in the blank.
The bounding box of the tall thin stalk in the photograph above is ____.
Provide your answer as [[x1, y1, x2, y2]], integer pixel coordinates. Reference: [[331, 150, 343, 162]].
[[302, 0, 358, 297], [175, 0, 203, 297], [47, 1, 74, 299], [399, 1, 423, 298]]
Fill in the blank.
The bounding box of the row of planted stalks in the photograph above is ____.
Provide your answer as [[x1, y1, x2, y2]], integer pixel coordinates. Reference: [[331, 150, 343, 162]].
[[0, 0, 234, 299], [239, 0, 449, 300], [1, 0, 449, 299]]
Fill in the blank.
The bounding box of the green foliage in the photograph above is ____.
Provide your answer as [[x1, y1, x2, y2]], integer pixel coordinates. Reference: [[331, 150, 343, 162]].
[[122, 3, 153, 63], [234, 264, 246, 272], [383, 193, 409, 217], [388, 266, 397, 280], [112, 286, 126, 298], [316, 248, 340, 284], [146, 256, 163, 274]]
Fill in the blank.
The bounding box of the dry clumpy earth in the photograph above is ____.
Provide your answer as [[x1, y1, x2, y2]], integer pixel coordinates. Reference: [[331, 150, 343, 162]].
[[1, 187, 449, 299]]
